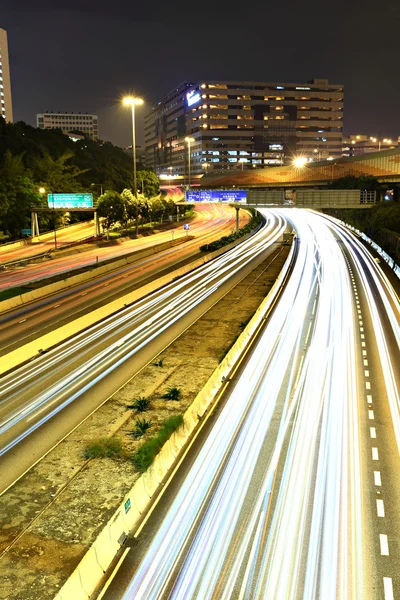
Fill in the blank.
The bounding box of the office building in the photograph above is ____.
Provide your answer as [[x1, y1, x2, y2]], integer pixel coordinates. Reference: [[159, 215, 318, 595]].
[[145, 79, 344, 178], [0, 28, 13, 122], [342, 134, 398, 157], [36, 112, 99, 140]]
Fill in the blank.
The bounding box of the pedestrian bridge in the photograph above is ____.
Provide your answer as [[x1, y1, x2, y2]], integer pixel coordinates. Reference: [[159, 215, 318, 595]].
[[246, 189, 376, 209]]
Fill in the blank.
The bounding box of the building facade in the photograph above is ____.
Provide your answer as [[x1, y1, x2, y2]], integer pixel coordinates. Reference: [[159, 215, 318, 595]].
[[342, 134, 398, 157], [145, 79, 344, 179], [36, 112, 99, 140], [0, 28, 13, 122]]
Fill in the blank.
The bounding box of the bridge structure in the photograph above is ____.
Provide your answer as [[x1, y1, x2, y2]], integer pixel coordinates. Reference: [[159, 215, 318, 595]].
[[199, 148, 400, 208]]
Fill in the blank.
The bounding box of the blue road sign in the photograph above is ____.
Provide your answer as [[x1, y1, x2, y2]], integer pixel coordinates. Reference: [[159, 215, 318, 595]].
[[183, 224, 190, 230], [21, 229, 32, 235]]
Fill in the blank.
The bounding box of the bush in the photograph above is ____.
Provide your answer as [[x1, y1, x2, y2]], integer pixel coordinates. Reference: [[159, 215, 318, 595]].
[[131, 415, 184, 472], [127, 397, 150, 412], [200, 211, 261, 252], [162, 386, 182, 400], [152, 359, 163, 367], [108, 231, 121, 239], [130, 418, 152, 438], [84, 437, 123, 459]]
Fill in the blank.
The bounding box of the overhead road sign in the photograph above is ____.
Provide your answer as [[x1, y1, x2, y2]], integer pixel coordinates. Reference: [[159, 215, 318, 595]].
[[185, 190, 247, 203], [21, 228, 32, 235], [47, 193, 94, 209]]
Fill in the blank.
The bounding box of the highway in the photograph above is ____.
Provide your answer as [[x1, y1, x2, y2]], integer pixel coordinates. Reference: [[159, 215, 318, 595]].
[[98, 209, 400, 600], [0, 211, 285, 492], [0, 204, 247, 355], [0, 204, 240, 291]]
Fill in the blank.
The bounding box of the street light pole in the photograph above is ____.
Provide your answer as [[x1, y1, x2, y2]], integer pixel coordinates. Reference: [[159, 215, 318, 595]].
[[52, 192, 57, 250], [185, 136, 195, 188], [123, 96, 144, 237]]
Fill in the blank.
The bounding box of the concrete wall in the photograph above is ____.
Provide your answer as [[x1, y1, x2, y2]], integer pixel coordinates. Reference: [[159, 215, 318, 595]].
[[53, 237, 295, 600]]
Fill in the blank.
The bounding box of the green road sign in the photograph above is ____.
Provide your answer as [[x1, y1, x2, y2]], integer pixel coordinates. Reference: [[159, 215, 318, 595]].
[[47, 193, 93, 209]]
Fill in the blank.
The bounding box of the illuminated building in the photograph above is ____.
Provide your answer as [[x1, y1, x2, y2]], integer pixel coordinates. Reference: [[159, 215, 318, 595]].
[[0, 28, 13, 122], [36, 111, 99, 140], [145, 79, 344, 178]]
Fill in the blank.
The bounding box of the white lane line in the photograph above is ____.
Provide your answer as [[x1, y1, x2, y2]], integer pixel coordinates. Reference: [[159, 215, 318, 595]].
[[372, 447, 379, 460], [312, 299, 317, 315], [369, 410, 374, 420], [370, 427, 376, 438], [362, 341, 366, 347], [104, 283, 109, 286], [367, 394, 373, 404], [305, 321, 312, 345], [380, 534, 389, 556], [377, 499, 385, 517], [18, 318, 26, 323], [358, 315, 363, 320], [362, 350, 367, 356], [357, 309, 362, 314], [366, 381, 371, 390], [360, 327, 364, 332], [81, 292, 87, 296], [361, 334, 365, 339], [383, 577, 394, 600], [293, 355, 305, 389], [374, 471, 382, 486], [97, 547, 131, 599], [365, 370, 370, 377], [53, 304, 60, 308], [364, 360, 369, 366]]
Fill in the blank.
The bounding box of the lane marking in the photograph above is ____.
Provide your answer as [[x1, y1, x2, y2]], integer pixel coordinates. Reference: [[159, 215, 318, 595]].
[[367, 394, 372, 403], [362, 341, 366, 347], [365, 370, 370, 377], [361, 334, 365, 339], [372, 447, 379, 460], [362, 350, 367, 356], [368, 410, 374, 420], [383, 577, 394, 600], [377, 499, 385, 517], [366, 381, 371, 390], [81, 292, 87, 296], [370, 427, 376, 438], [358, 315, 363, 320], [360, 327, 364, 332], [374, 471, 382, 486], [364, 360, 368, 366], [97, 547, 131, 599], [312, 299, 317, 315], [305, 321, 312, 345], [18, 319, 26, 323], [53, 304, 60, 309], [104, 283, 109, 287], [380, 534, 389, 556]]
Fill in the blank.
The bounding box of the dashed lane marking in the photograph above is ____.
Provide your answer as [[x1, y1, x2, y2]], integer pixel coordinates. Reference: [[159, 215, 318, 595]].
[[369, 410, 374, 420], [370, 427, 376, 438], [383, 577, 394, 600], [367, 395, 372, 404], [374, 471, 382, 486], [372, 447, 379, 460], [366, 381, 371, 390], [377, 499, 385, 517], [380, 534, 389, 556]]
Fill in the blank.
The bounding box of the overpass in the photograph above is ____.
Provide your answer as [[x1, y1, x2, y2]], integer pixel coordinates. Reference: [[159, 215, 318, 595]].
[[199, 148, 400, 199]]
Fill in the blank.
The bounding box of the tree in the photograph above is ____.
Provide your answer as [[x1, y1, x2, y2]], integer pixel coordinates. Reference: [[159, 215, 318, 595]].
[[328, 175, 380, 190], [137, 170, 160, 198], [97, 191, 125, 232]]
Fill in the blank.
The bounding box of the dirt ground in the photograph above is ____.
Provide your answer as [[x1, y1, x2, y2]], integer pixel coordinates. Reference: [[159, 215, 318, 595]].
[[0, 241, 290, 600]]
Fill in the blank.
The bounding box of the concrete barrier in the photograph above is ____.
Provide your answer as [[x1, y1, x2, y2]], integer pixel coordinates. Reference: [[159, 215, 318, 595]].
[[53, 235, 293, 600]]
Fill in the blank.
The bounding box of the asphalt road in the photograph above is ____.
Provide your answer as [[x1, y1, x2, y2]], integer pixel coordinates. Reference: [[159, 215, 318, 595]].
[[97, 209, 400, 600], [0, 211, 286, 493], [0, 205, 246, 355]]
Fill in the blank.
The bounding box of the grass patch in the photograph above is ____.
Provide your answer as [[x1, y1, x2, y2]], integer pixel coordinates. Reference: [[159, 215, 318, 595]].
[[132, 414, 184, 472], [162, 386, 182, 401], [83, 437, 124, 459]]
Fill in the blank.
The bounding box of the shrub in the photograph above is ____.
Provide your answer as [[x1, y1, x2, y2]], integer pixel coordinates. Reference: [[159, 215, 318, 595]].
[[130, 418, 152, 438], [200, 212, 261, 252], [84, 437, 123, 459], [152, 359, 163, 367], [132, 415, 184, 472], [162, 386, 182, 401], [127, 397, 150, 412]]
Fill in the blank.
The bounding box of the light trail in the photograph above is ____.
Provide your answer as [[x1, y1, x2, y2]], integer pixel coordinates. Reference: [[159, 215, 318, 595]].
[[119, 209, 398, 600], [0, 213, 286, 457]]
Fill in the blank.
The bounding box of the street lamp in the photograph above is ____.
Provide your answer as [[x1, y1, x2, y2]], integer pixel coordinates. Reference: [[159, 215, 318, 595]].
[[90, 183, 103, 196], [293, 156, 307, 168], [185, 136, 195, 188], [123, 95, 144, 237]]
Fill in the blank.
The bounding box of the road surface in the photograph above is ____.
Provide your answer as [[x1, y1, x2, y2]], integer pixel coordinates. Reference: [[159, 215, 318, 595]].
[[98, 209, 400, 600]]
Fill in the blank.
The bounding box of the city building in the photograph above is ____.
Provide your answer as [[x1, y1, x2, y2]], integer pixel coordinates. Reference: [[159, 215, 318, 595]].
[[145, 79, 344, 179], [36, 112, 99, 140], [0, 28, 13, 122], [342, 134, 398, 157]]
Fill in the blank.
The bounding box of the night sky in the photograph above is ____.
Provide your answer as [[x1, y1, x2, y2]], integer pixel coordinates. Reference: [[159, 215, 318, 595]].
[[2, 0, 399, 148]]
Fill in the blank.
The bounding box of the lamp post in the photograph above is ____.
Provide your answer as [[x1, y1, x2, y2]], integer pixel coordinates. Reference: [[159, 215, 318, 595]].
[[90, 183, 103, 196], [123, 96, 144, 237], [185, 136, 195, 188]]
